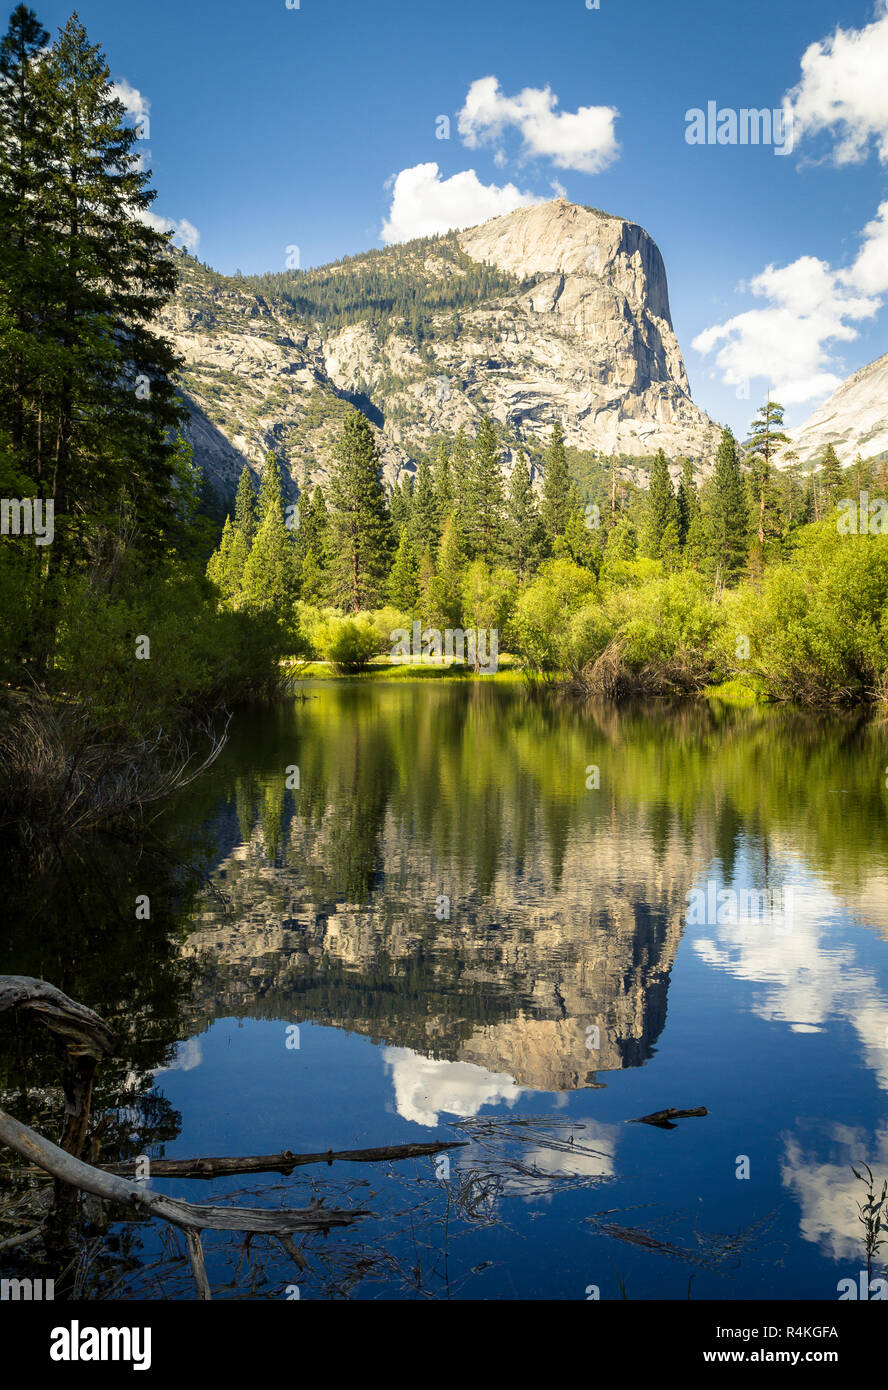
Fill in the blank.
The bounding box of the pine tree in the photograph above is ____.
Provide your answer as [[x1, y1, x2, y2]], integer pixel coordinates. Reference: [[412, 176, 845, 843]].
[[0, 12, 184, 564], [676, 458, 699, 547], [233, 465, 257, 543], [641, 449, 680, 558], [0, 5, 50, 469], [388, 528, 418, 610], [426, 516, 464, 628], [463, 415, 505, 564], [410, 454, 439, 560], [416, 544, 435, 621], [505, 453, 545, 583], [241, 503, 298, 612], [776, 453, 809, 534], [390, 472, 413, 538], [206, 517, 233, 593], [226, 528, 250, 597], [602, 515, 638, 565], [299, 546, 326, 605], [434, 441, 452, 525], [745, 400, 789, 547], [450, 428, 472, 516], [327, 408, 392, 612], [258, 451, 284, 522], [705, 428, 749, 581], [557, 507, 600, 572], [819, 444, 844, 507], [540, 419, 573, 544]]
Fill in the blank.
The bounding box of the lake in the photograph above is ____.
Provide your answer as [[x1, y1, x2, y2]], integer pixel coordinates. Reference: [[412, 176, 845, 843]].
[[3, 681, 888, 1301]]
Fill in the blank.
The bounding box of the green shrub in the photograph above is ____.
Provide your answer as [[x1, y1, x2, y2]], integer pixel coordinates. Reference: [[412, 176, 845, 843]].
[[512, 559, 599, 675], [314, 615, 380, 670]]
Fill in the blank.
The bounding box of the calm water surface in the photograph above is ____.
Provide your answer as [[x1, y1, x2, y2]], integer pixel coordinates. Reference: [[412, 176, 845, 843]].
[[4, 682, 888, 1300]]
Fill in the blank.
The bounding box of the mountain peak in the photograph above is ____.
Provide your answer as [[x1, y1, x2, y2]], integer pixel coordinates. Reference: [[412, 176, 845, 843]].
[[787, 352, 888, 464]]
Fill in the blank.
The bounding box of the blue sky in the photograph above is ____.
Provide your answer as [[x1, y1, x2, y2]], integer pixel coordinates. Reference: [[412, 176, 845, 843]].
[[32, 0, 888, 431]]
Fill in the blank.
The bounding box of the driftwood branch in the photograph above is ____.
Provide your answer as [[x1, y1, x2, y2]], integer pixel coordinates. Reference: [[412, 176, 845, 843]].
[[0, 1108, 370, 1238], [98, 1139, 467, 1180], [184, 1228, 211, 1301], [628, 1106, 708, 1129], [0, 976, 115, 1059]]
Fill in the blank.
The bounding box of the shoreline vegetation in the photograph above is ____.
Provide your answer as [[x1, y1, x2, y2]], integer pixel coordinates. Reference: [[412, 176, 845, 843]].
[[2, 7, 887, 846]]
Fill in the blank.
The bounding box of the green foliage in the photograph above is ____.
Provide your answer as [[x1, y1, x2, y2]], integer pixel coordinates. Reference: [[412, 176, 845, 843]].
[[512, 559, 599, 675], [233, 465, 257, 542], [52, 559, 286, 735], [313, 614, 381, 671], [727, 522, 888, 703], [541, 420, 574, 545], [246, 231, 524, 345], [463, 415, 505, 564], [460, 560, 517, 638], [505, 453, 545, 582], [641, 450, 680, 559], [388, 528, 419, 610], [705, 428, 749, 581], [327, 408, 392, 612]]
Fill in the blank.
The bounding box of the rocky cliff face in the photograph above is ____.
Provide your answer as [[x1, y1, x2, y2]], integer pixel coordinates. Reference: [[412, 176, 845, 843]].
[[164, 199, 719, 503], [179, 807, 695, 1094], [786, 352, 888, 465]]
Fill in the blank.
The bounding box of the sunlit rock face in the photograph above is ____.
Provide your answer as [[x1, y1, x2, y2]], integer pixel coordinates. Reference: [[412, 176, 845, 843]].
[[162, 199, 719, 508], [179, 808, 700, 1094], [785, 352, 888, 466]]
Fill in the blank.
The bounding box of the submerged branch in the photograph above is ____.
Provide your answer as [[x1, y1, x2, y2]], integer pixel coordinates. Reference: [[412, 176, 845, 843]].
[[98, 1139, 467, 1180], [0, 1108, 371, 1238]]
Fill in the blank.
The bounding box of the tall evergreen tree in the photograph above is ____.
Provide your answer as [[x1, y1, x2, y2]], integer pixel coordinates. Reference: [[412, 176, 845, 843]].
[[258, 451, 284, 522], [0, 12, 183, 563], [233, 464, 257, 543], [241, 451, 298, 610], [390, 471, 413, 537], [677, 459, 706, 568], [463, 415, 505, 564], [505, 452, 545, 583], [450, 427, 472, 516], [745, 399, 789, 546], [410, 454, 439, 559], [327, 408, 391, 612], [241, 505, 298, 612], [0, 5, 49, 468], [705, 428, 749, 581], [540, 419, 573, 544], [819, 444, 844, 507], [426, 516, 464, 628], [641, 449, 680, 558], [676, 458, 697, 545], [434, 441, 452, 524], [387, 528, 418, 610]]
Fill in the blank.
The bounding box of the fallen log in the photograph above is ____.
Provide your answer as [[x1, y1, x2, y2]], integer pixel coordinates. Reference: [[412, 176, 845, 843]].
[[0, 1108, 370, 1236], [97, 1139, 467, 1180], [628, 1107, 708, 1129]]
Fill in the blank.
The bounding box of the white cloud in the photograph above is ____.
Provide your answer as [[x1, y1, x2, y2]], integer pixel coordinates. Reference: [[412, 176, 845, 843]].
[[457, 76, 619, 175], [383, 1046, 521, 1126], [785, 6, 888, 164], [692, 201, 888, 404], [141, 210, 201, 254], [153, 1036, 202, 1075], [692, 862, 888, 1091], [380, 161, 541, 244], [111, 78, 150, 135]]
